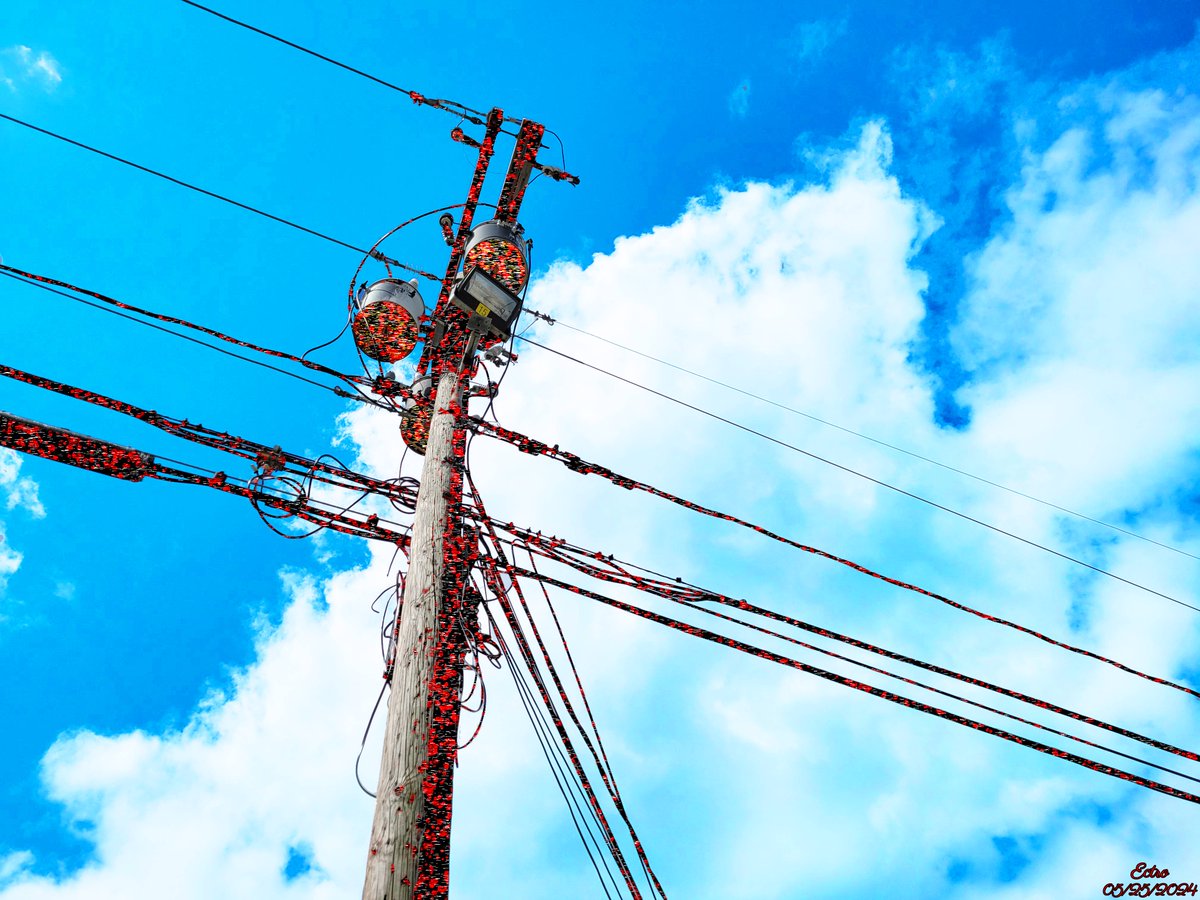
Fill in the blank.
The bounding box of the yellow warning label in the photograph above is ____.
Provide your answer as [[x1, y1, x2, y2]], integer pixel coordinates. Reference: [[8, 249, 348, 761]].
[[476, 302, 490, 317]]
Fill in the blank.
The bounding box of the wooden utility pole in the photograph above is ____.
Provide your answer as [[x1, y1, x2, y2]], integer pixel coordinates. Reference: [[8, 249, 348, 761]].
[[359, 104, 572, 898], [362, 365, 468, 899]]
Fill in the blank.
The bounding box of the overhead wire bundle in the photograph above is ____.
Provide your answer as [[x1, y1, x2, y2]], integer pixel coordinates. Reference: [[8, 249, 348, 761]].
[[471, 513, 1200, 804], [5, 5, 1198, 891], [466, 467, 668, 900]]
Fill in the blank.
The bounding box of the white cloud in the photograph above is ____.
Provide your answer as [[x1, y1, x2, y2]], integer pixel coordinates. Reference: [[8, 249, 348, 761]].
[[0, 448, 42, 598], [728, 78, 751, 117], [789, 17, 848, 66], [4, 46, 1200, 900], [0, 449, 45, 519], [0, 526, 21, 600], [0, 569, 383, 898], [1, 46, 62, 93]]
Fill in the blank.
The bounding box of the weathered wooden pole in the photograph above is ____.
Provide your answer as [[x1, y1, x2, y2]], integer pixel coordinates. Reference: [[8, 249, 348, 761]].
[[362, 365, 469, 899]]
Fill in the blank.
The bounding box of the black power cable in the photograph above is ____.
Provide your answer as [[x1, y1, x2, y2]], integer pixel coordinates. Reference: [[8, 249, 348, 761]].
[[0, 270, 357, 401], [0, 112, 430, 279], [533, 314, 1199, 563], [179, 1, 426, 99], [478, 593, 621, 899], [512, 335, 1198, 614]]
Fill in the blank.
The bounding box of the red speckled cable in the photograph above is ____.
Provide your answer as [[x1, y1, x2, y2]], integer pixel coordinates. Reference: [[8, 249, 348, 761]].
[[0, 411, 411, 546], [494, 526, 1200, 780], [475, 550, 646, 899], [470, 418, 1200, 702], [510, 565, 1200, 806], [0, 263, 411, 405], [468, 469, 666, 898], [0, 363, 417, 512]]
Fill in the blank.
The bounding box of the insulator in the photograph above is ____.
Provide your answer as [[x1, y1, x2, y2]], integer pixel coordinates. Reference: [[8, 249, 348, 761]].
[[352, 278, 424, 362], [463, 220, 528, 293]]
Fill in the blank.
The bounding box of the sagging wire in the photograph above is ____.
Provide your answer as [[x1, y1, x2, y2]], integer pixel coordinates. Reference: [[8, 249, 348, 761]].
[[506, 336, 1200, 611], [248, 450, 400, 540], [503, 529, 1200, 784], [468, 417, 1200, 699]]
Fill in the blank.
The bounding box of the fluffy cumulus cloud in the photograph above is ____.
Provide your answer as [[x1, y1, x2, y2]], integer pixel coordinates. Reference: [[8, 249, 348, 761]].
[[0, 570, 384, 898], [0, 449, 45, 520], [0, 448, 43, 597], [5, 42, 1200, 900], [1, 46, 62, 93]]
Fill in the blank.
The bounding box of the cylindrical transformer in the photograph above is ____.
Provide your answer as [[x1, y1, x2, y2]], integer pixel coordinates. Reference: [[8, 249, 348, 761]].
[[463, 220, 528, 293], [352, 278, 425, 362], [399, 373, 436, 455]]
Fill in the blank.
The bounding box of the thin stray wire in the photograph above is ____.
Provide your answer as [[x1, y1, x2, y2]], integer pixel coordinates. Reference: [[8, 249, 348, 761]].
[[178, 1, 498, 124], [479, 596, 620, 899], [513, 335, 1199, 614], [0, 270, 356, 399], [534, 315, 1199, 564], [354, 681, 388, 798], [0, 112, 430, 278]]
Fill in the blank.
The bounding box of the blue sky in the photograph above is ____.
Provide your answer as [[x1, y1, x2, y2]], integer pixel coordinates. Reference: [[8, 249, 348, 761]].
[[2, 1, 1200, 897]]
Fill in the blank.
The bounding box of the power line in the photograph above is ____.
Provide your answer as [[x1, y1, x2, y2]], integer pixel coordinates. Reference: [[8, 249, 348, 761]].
[[471, 422, 1200, 699], [477, 598, 623, 899], [0, 265, 409, 415], [510, 336, 1198, 614], [177, 1, 512, 127], [470, 472, 666, 898], [528, 313, 1200, 564], [513, 565, 1200, 807], [14, 66, 1167, 571], [0, 269, 356, 401], [0, 112, 434, 280], [505, 527, 1200, 775]]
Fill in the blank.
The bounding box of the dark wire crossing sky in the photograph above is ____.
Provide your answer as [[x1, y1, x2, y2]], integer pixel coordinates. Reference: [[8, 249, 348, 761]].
[[1, 1, 1199, 897]]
